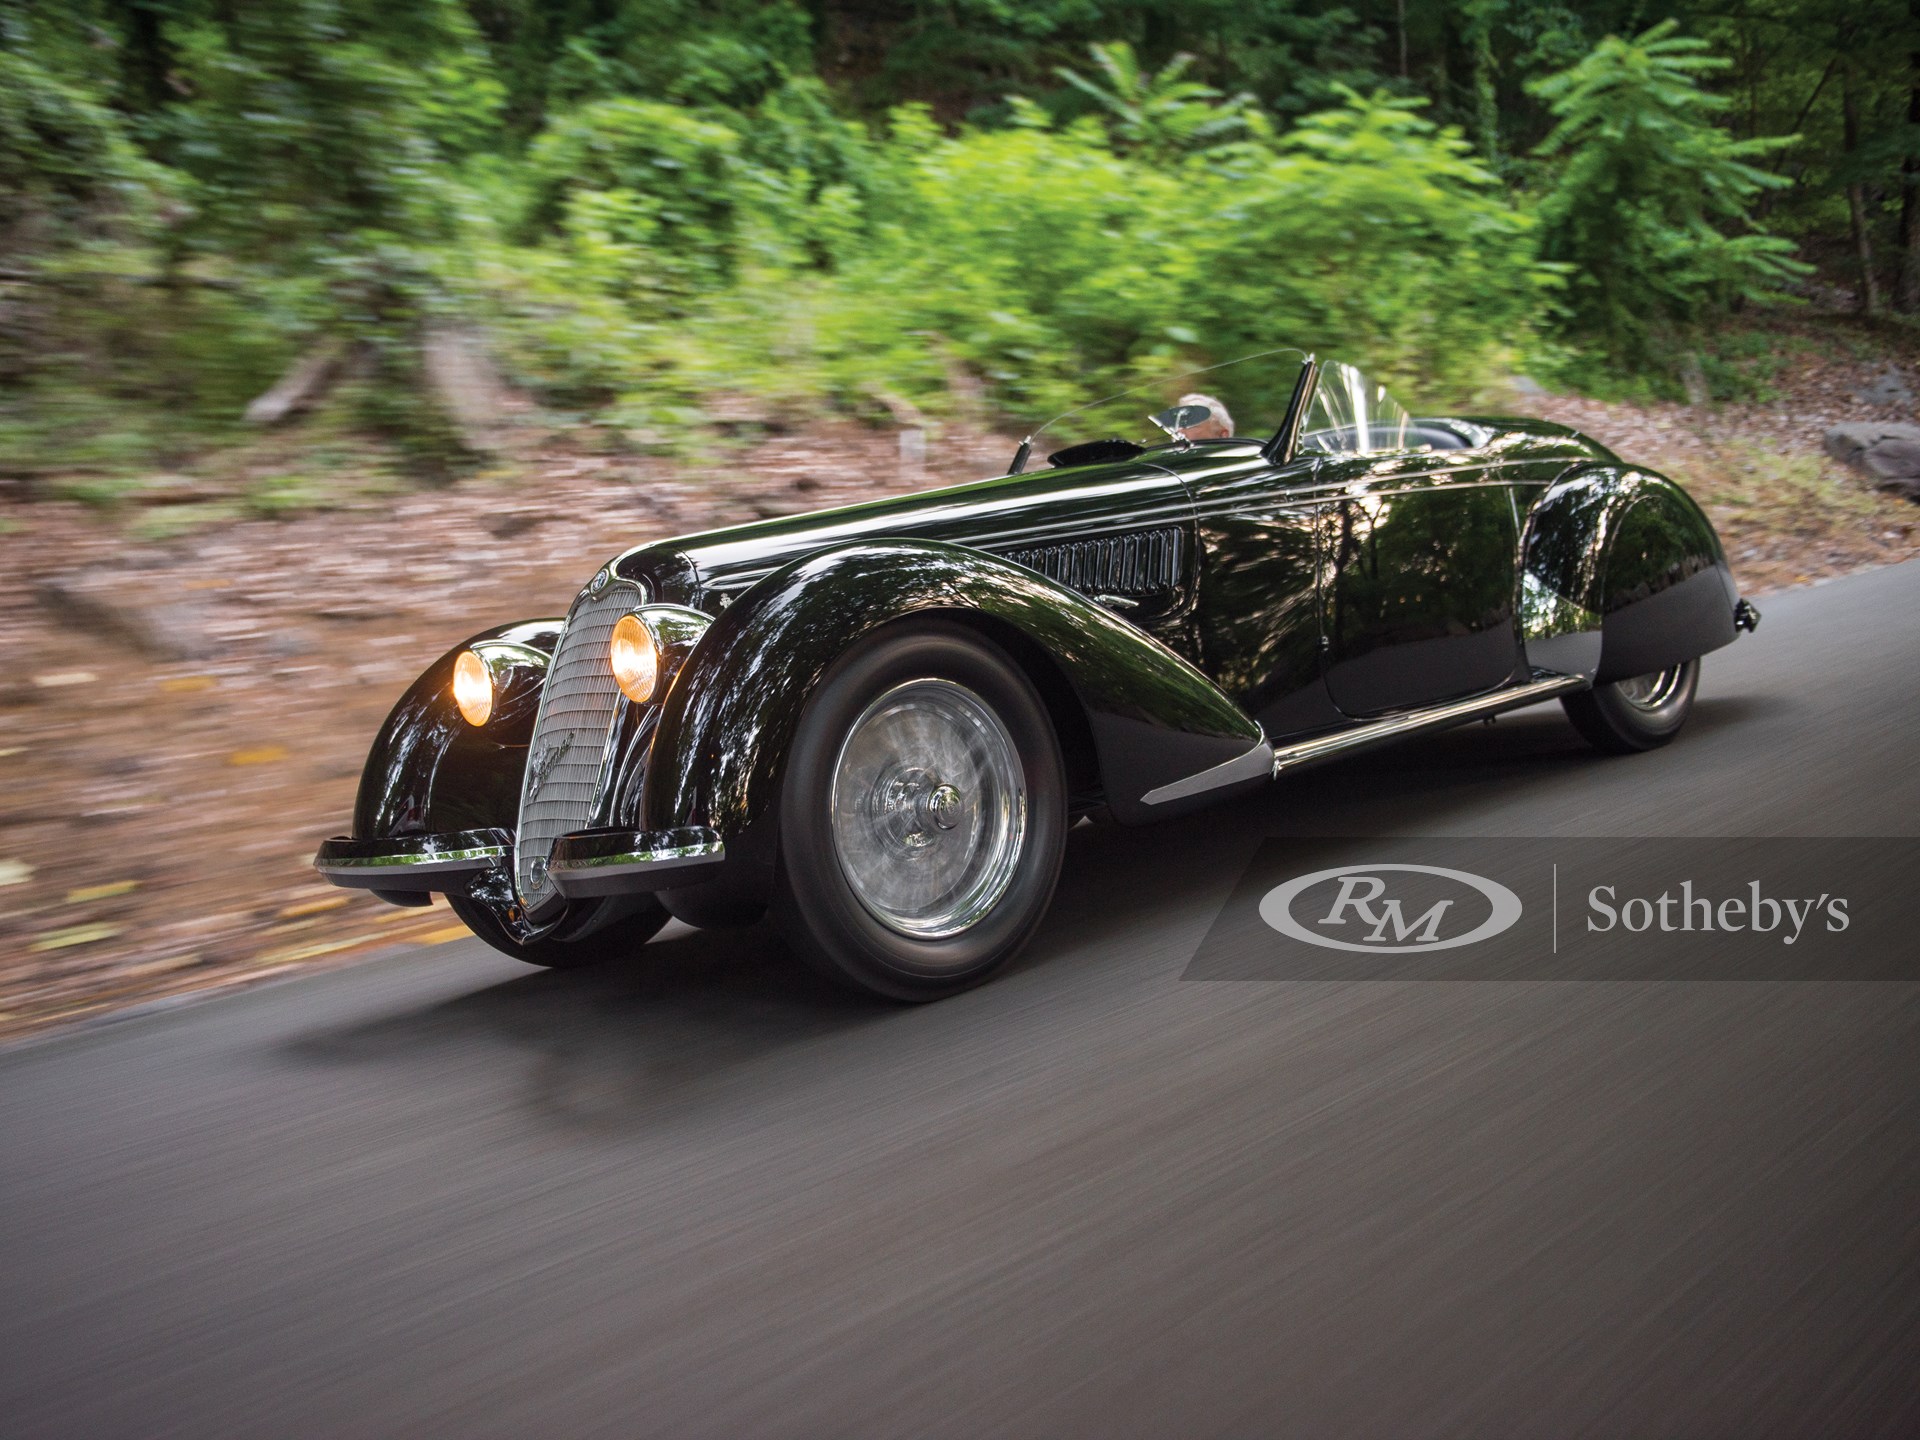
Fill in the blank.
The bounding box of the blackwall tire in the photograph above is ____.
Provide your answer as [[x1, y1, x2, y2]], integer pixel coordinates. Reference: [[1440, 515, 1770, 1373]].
[[1561, 658, 1700, 754], [773, 621, 1068, 1002]]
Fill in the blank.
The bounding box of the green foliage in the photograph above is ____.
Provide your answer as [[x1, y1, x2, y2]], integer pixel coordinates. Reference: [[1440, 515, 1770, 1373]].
[[486, 86, 1548, 432], [4, 0, 1910, 512], [154, 1, 493, 279], [524, 99, 745, 302], [0, 46, 165, 245], [1181, 89, 1549, 398], [1053, 42, 1255, 157], [1529, 21, 1808, 372]]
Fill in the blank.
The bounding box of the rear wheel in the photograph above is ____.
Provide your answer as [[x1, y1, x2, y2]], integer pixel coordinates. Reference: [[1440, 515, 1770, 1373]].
[[773, 622, 1068, 1001], [1562, 658, 1700, 753], [446, 894, 669, 969]]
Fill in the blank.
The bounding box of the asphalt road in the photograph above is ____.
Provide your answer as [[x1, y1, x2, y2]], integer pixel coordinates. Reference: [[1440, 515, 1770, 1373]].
[[5, 562, 1920, 1438]]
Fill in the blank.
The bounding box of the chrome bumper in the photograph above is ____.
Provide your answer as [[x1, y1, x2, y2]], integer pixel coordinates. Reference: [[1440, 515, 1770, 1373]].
[[546, 827, 725, 898], [313, 829, 512, 894], [312, 826, 724, 899]]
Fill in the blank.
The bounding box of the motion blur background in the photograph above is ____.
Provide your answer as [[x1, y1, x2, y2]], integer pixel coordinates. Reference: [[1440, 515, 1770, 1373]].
[[3, 0, 1920, 1035]]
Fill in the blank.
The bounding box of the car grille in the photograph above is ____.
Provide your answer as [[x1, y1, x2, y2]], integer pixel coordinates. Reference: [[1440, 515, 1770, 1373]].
[[514, 578, 642, 910]]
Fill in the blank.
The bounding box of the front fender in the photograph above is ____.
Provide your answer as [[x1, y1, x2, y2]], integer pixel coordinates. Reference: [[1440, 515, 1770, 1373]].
[[1519, 466, 1740, 683], [351, 619, 562, 840], [641, 540, 1265, 869]]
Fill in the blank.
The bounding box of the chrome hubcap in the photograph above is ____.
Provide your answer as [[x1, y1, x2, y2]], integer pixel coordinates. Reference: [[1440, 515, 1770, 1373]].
[[1616, 664, 1687, 712], [830, 679, 1026, 940]]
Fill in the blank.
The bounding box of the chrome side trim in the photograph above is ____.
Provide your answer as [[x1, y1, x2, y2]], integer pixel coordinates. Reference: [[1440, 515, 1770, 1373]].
[[1271, 672, 1590, 776], [547, 826, 726, 898], [314, 829, 511, 892], [1141, 738, 1276, 806]]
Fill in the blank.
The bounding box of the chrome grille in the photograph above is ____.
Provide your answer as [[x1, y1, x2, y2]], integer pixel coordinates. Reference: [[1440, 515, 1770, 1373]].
[[514, 578, 642, 909]]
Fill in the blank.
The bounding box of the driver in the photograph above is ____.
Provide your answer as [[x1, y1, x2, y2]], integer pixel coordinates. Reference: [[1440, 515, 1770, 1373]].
[[1176, 392, 1234, 441]]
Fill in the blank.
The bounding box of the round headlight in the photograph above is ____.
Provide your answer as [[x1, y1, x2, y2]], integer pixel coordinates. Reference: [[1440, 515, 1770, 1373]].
[[610, 613, 658, 703], [453, 650, 493, 726]]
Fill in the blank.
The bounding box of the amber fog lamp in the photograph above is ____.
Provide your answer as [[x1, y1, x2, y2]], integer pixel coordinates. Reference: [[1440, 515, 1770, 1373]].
[[610, 613, 658, 703], [452, 649, 493, 727]]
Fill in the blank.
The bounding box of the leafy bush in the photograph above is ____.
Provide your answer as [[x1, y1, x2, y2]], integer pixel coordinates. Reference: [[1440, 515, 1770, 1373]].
[[1174, 89, 1550, 402], [485, 86, 1551, 438], [1529, 21, 1807, 380], [0, 47, 166, 246]]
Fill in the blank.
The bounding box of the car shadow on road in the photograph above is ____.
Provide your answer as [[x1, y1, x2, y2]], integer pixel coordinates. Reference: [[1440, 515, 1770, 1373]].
[[285, 691, 1787, 1122], [284, 918, 896, 1130]]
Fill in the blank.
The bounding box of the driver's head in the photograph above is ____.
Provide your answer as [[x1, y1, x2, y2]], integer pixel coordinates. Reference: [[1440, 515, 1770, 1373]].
[[1177, 392, 1233, 441]]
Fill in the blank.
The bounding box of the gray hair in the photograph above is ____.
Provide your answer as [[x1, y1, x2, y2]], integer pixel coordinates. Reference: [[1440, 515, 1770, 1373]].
[[1177, 392, 1233, 436]]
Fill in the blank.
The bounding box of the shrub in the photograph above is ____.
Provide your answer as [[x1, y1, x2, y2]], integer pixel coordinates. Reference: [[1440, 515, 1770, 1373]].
[[1529, 21, 1807, 379]]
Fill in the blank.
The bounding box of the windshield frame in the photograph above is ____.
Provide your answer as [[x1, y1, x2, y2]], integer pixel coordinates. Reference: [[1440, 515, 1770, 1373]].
[[1008, 348, 1314, 475]]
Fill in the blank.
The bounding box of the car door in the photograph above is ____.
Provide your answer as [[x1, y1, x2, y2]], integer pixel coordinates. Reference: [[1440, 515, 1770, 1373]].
[[1303, 362, 1520, 717], [1176, 442, 1336, 740], [1319, 448, 1520, 716]]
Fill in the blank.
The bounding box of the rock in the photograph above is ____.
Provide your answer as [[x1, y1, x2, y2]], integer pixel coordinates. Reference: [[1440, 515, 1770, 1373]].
[[1849, 367, 1915, 409], [486, 509, 549, 540], [33, 574, 219, 660], [1825, 422, 1920, 500]]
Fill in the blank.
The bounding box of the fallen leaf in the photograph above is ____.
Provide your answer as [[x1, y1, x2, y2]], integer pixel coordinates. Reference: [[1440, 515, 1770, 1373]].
[[0, 746, 23, 759], [247, 933, 381, 966], [228, 745, 289, 766], [416, 925, 471, 945], [33, 671, 97, 689], [159, 675, 217, 694], [0, 859, 32, 887], [31, 923, 124, 952], [278, 895, 348, 919], [66, 880, 139, 904], [127, 955, 200, 976]]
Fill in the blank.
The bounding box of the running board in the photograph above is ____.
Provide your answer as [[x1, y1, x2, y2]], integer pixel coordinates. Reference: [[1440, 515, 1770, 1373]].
[[1270, 671, 1589, 778]]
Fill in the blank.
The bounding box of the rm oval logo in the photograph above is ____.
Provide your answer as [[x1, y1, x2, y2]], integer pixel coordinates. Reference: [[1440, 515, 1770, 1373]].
[[1259, 863, 1524, 954]]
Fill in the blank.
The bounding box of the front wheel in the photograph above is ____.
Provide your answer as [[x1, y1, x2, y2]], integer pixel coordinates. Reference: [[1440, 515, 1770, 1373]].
[[1561, 658, 1700, 754], [773, 622, 1068, 1001]]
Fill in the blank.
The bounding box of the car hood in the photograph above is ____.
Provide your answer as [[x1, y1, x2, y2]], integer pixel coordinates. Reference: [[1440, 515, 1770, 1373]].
[[608, 450, 1220, 610]]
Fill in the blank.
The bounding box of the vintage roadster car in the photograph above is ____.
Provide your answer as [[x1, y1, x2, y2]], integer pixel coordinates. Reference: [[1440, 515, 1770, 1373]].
[[315, 352, 1759, 998]]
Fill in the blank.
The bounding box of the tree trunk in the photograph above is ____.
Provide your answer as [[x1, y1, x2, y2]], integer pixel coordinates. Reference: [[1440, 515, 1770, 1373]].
[[1466, 1, 1499, 165], [1898, 7, 1920, 310], [1397, 0, 1409, 80], [1843, 67, 1881, 316], [244, 340, 348, 426]]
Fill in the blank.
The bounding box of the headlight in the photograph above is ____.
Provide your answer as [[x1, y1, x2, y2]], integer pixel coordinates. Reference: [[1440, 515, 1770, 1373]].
[[610, 613, 658, 703], [452, 650, 493, 726]]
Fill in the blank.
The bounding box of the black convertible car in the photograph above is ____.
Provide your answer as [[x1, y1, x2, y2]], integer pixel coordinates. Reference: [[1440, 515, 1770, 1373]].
[[315, 352, 1758, 998]]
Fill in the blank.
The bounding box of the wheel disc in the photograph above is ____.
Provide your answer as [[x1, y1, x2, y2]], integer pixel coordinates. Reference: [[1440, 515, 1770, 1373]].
[[829, 678, 1027, 940], [1615, 664, 1687, 712]]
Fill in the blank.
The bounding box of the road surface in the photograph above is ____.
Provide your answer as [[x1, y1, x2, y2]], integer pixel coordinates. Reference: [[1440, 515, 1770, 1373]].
[[4, 561, 1918, 1437]]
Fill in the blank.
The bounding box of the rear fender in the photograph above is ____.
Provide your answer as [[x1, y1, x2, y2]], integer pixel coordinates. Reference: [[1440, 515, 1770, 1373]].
[[1519, 466, 1739, 684], [641, 539, 1265, 889]]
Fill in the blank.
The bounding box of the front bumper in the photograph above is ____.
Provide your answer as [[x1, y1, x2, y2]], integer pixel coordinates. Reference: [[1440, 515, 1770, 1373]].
[[313, 826, 724, 899]]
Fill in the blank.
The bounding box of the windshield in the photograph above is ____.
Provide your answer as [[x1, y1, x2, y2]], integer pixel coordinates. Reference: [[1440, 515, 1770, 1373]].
[[1012, 350, 1414, 472], [1015, 349, 1307, 472], [1297, 359, 1411, 457]]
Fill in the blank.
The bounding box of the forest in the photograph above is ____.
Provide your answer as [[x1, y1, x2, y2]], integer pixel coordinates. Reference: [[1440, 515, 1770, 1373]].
[[1, 0, 1915, 494]]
